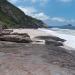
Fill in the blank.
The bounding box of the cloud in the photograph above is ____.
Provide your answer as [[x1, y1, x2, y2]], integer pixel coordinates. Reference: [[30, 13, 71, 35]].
[[31, 0, 36, 3], [19, 7, 75, 23], [49, 17, 75, 23], [9, 0, 48, 5], [40, 0, 49, 5], [31, 0, 48, 5], [19, 7, 49, 21], [33, 13, 49, 20], [19, 7, 37, 15], [58, 0, 72, 3], [50, 17, 66, 22], [8, 0, 18, 3]]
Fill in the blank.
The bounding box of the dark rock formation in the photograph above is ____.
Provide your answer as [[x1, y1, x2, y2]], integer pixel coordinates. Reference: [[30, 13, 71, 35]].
[[0, 33, 32, 43], [35, 36, 66, 42], [0, 0, 47, 28], [0, 29, 13, 35], [45, 39, 63, 46]]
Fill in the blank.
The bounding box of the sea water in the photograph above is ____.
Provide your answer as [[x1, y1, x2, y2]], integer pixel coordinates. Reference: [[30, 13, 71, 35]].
[[51, 28, 75, 36], [38, 28, 75, 49]]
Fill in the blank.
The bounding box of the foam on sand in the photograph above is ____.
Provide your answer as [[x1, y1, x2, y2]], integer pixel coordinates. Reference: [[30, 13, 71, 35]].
[[38, 28, 75, 49]]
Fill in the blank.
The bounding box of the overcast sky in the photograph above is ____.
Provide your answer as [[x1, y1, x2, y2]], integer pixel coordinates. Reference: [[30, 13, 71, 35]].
[[8, 0, 75, 26]]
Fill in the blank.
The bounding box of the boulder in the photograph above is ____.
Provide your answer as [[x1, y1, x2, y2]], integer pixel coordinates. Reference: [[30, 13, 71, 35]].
[[0, 33, 32, 43], [45, 39, 63, 46]]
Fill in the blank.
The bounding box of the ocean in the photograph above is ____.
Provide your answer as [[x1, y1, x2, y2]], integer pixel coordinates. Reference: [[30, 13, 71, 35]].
[[38, 28, 75, 49], [51, 28, 75, 36]]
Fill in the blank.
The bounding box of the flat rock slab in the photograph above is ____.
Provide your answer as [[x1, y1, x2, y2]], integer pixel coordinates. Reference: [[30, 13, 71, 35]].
[[32, 40, 45, 44], [0, 33, 31, 43], [0, 42, 74, 75]]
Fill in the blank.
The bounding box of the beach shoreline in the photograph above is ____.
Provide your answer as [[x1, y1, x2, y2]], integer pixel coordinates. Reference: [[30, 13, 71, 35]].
[[10, 28, 75, 50], [0, 28, 74, 75]]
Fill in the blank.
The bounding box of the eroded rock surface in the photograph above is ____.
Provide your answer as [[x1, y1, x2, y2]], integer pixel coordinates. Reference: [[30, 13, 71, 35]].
[[0, 42, 74, 75], [0, 33, 31, 43]]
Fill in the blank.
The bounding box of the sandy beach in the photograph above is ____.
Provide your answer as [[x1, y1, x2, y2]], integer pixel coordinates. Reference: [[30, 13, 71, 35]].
[[0, 28, 75, 75], [12, 28, 51, 39]]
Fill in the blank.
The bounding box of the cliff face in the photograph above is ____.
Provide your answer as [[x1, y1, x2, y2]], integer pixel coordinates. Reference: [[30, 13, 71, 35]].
[[0, 0, 47, 28]]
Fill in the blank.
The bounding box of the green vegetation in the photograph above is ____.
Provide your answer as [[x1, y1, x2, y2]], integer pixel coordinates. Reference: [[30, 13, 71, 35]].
[[0, 0, 47, 28]]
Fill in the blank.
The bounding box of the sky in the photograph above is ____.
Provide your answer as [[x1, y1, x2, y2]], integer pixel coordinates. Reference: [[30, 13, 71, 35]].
[[8, 0, 75, 26]]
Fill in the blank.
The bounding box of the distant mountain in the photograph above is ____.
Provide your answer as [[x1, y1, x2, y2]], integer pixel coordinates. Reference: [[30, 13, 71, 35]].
[[0, 0, 47, 28], [65, 24, 72, 27], [48, 24, 75, 29]]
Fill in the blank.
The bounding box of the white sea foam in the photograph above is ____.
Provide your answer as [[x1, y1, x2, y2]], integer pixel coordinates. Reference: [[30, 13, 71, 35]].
[[51, 28, 75, 36], [38, 28, 75, 49]]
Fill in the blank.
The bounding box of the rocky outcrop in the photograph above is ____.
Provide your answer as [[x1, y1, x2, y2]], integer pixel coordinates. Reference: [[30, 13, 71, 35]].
[[0, 29, 13, 35], [0, 32, 32, 43]]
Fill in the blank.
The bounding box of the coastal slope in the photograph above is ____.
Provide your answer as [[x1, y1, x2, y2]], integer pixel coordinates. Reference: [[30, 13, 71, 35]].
[[0, 0, 47, 28]]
